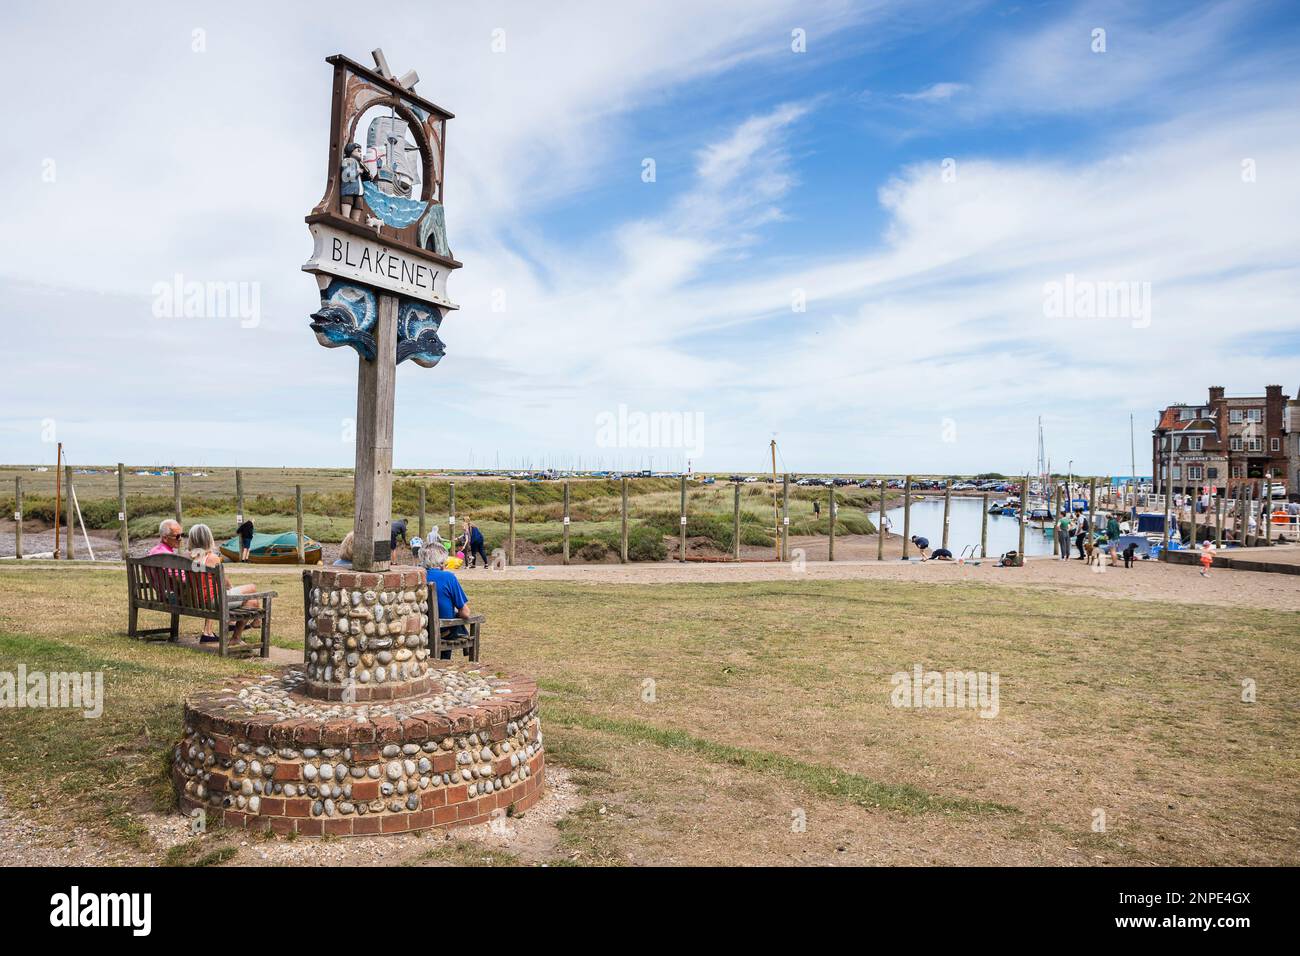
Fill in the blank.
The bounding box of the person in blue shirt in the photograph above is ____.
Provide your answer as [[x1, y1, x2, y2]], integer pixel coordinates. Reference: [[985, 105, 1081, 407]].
[[909, 535, 930, 559], [459, 518, 488, 568], [421, 545, 472, 646]]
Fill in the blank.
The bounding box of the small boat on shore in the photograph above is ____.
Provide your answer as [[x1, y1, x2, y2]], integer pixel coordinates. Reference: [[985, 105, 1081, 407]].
[[220, 531, 323, 564]]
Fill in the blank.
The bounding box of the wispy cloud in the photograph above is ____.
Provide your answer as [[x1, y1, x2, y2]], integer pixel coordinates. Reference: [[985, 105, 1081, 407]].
[[898, 81, 968, 102]]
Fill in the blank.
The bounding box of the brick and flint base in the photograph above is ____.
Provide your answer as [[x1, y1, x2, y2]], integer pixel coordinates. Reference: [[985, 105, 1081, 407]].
[[171, 567, 544, 836]]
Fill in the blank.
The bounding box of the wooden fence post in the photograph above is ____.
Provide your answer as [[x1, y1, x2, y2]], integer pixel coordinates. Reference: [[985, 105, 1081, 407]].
[[1018, 474, 1028, 562], [13, 477, 22, 560], [117, 463, 129, 559], [828, 486, 836, 561], [449, 481, 456, 540], [1245, 483, 1255, 547], [295, 484, 305, 563], [418, 485, 426, 540], [173, 470, 182, 525], [781, 474, 790, 562], [562, 481, 570, 565], [1052, 484, 1060, 556], [942, 480, 952, 551], [732, 481, 740, 561], [65, 465, 75, 560], [902, 476, 912, 559], [1265, 478, 1272, 546], [1170, 481, 1180, 556], [980, 492, 989, 559], [235, 469, 244, 529], [877, 480, 886, 561], [679, 475, 687, 562], [621, 478, 630, 563], [508, 482, 516, 565], [1215, 489, 1224, 548]]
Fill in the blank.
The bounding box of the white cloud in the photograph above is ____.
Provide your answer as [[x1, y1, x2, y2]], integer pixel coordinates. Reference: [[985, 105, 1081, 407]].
[[898, 82, 967, 102]]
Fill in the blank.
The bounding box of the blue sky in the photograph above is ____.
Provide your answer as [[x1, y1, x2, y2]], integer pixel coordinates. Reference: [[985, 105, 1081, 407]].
[[1, 0, 1298, 475]]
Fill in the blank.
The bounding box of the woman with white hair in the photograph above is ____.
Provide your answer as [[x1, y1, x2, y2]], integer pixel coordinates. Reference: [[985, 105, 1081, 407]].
[[421, 543, 472, 647], [187, 523, 261, 645]]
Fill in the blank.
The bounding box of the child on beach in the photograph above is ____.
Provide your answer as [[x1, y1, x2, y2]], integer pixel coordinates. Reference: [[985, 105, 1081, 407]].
[[1199, 540, 1214, 577]]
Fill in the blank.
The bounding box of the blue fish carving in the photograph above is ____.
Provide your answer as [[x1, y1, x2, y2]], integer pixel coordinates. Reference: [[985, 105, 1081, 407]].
[[396, 299, 446, 368], [309, 280, 377, 360]]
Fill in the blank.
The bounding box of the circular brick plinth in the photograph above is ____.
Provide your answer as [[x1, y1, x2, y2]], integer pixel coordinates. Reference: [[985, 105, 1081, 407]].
[[172, 665, 544, 837]]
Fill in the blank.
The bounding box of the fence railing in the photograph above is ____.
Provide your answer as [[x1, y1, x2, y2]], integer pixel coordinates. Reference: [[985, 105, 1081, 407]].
[[5, 469, 1292, 565]]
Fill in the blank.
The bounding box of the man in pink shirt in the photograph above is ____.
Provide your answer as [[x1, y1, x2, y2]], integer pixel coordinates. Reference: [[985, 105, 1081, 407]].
[[148, 519, 184, 555]]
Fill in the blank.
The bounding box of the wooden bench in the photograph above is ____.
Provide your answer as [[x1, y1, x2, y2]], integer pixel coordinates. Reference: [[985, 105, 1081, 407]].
[[128, 554, 277, 657], [427, 575, 482, 662], [431, 606, 483, 662]]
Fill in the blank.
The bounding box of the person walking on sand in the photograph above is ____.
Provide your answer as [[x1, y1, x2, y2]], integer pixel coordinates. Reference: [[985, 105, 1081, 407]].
[[461, 517, 487, 568], [1056, 514, 1072, 560], [1199, 540, 1214, 577]]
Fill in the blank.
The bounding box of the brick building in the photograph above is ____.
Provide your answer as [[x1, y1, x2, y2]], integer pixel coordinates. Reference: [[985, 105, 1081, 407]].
[[1152, 385, 1291, 497]]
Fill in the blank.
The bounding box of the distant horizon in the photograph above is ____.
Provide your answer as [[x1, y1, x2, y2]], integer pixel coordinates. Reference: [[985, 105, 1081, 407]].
[[1, 460, 1155, 480]]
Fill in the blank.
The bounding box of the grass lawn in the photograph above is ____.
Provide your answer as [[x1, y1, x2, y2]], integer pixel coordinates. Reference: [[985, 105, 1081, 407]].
[[0, 567, 1295, 865]]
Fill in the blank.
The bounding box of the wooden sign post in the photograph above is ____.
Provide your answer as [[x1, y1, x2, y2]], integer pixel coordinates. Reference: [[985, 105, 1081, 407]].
[[302, 50, 461, 571]]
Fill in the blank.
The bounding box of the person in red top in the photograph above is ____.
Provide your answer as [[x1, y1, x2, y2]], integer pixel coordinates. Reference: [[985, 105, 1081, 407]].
[[187, 523, 260, 644], [1199, 541, 1214, 577]]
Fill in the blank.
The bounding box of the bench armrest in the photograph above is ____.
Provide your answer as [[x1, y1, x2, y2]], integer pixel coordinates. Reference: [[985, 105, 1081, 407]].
[[241, 590, 279, 599]]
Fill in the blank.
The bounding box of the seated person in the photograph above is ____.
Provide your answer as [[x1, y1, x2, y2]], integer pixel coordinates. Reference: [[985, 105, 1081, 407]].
[[149, 519, 184, 556], [186, 523, 260, 644], [908, 535, 930, 559], [421, 545, 472, 648], [333, 531, 354, 567], [928, 547, 954, 561]]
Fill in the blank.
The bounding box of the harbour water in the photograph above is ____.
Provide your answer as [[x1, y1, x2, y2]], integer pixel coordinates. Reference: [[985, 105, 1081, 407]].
[[884, 496, 1058, 557]]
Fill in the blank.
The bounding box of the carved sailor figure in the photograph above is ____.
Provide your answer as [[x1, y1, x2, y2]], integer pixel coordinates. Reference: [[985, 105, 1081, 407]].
[[340, 142, 369, 220]]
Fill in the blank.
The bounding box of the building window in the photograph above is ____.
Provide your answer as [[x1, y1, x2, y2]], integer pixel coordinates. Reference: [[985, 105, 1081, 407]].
[[1179, 408, 1194, 421], [1207, 467, 1218, 479], [1230, 409, 1243, 423], [1187, 466, 1203, 480], [1272, 437, 1281, 452], [1230, 437, 1243, 451], [1248, 438, 1263, 452], [1247, 408, 1262, 422], [1188, 437, 1203, 451]]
